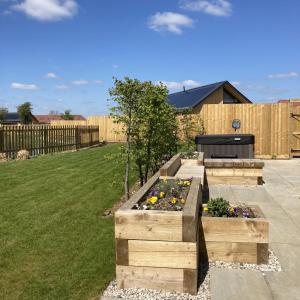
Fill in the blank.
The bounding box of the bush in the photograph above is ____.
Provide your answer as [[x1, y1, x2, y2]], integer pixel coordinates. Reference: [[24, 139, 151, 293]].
[[207, 197, 230, 217]]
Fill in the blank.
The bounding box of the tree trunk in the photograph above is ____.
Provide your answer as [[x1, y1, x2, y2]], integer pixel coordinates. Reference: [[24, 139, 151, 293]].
[[125, 109, 132, 201], [138, 163, 144, 187]]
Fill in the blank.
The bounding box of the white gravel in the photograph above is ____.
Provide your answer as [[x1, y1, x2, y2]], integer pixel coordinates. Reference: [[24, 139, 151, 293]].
[[102, 250, 281, 300]]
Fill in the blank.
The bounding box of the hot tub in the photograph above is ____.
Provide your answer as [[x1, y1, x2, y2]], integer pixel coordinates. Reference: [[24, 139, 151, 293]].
[[195, 134, 254, 159]]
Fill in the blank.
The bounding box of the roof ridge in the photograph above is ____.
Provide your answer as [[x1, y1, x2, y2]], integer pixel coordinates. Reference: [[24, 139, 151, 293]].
[[168, 81, 227, 96]]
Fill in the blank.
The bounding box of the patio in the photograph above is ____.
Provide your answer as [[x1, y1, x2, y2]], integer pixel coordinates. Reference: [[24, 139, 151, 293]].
[[102, 159, 300, 300], [209, 159, 300, 299]]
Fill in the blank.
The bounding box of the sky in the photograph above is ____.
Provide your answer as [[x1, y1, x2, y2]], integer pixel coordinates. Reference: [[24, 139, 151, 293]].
[[0, 0, 300, 116]]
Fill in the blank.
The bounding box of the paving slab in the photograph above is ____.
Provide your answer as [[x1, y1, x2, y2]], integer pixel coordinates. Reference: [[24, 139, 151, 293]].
[[175, 160, 204, 178], [209, 160, 300, 300], [210, 268, 273, 300]]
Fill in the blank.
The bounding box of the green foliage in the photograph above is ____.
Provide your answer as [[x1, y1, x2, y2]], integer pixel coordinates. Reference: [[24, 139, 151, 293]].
[[178, 109, 205, 151], [207, 197, 230, 217], [109, 77, 178, 188], [61, 109, 74, 120], [0, 107, 8, 121], [17, 101, 33, 124]]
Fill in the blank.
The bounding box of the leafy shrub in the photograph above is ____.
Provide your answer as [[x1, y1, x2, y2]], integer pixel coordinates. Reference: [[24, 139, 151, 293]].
[[207, 197, 230, 217]]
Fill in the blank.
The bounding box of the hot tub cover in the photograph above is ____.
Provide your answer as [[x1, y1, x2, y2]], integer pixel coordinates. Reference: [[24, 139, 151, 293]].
[[195, 134, 254, 145]]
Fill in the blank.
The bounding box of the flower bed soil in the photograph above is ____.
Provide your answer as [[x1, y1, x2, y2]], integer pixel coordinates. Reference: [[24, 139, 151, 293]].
[[202, 204, 258, 219], [133, 178, 192, 211], [180, 151, 200, 159]]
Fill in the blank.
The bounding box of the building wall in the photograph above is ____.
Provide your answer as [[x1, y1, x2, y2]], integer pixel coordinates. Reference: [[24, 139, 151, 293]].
[[192, 85, 250, 114], [192, 87, 223, 113]]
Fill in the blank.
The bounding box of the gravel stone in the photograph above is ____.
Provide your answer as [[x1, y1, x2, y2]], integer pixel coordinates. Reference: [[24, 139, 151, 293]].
[[102, 251, 281, 300]]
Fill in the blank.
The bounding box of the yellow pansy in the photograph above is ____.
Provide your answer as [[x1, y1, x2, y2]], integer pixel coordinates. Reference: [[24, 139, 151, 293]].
[[159, 191, 165, 198], [203, 207, 208, 212], [148, 196, 158, 204], [170, 197, 177, 204], [180, 198, 186, 204]]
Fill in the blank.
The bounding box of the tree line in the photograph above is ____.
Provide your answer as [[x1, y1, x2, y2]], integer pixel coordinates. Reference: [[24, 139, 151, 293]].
[[0, 102, 76, 124]]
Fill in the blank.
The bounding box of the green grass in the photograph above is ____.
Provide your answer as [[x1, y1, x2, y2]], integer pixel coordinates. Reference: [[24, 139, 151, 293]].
[[0, 144, 137, 300]]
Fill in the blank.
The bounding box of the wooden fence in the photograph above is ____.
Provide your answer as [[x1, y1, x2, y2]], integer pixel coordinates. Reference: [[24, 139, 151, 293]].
[[0, 125, 99, 159], [50, 103, 300, 158], [51, 116, 125, 142]]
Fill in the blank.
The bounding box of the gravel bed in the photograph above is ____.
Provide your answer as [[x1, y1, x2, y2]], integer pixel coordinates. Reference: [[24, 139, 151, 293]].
[[210, 250, 282, 274], [102, 251, 281, 300]]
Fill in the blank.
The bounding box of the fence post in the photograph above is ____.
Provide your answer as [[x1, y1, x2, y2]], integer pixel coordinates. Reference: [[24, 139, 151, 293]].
[[44, 126, 48, 154], [0, 127, 4, 152], [75, 126, 80, 150]]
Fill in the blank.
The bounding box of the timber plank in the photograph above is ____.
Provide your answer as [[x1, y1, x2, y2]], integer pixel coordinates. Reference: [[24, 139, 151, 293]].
[[182, 177, 202, 242], [204, 241, 258, 264], [115, 210, 183, 241], [201, 241, 269, 264], [207, 176, 259, 185], [128, 240, 197, 269], [183, 269, 198, 295], [160, 153, 181, 177], [116, 265, 185, 292], [205, 168, 262, 177], [116, 239, 128, 266], [197, 152, 204, 165], [200, 217, 269, 243]]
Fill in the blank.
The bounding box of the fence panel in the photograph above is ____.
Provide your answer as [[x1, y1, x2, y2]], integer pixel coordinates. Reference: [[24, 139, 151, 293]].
[[49, 103, 296, 158], [51, 116, 126, 142], [0, 125, 99, 159]]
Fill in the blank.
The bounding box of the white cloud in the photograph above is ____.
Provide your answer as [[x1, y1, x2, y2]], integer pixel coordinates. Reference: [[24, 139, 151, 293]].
[[231, 81, 240, 87], [112, 64, 119, 69], [245, 84, 288, 96], [11, 82, 39, 90], [45, 72, 58, 79], [268, 71, 299, 79], [148, 12, 194, 34], [180, 0, 232, 16], [11, 0, 78, 21], [94, 80, 103, 85], [159, 79, 200, 90], [56, 84, 68, 90], [71, 80, 89, 85]]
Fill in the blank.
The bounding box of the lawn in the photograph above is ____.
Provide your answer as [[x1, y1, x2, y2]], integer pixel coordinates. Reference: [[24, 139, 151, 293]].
[[0, 144, 137, 300]]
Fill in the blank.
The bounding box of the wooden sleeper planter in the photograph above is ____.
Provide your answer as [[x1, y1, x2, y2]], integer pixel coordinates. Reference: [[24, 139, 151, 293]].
[[199, 206, 269, 264], [115, 167, 203, 295], [204, 158, 264, 185]]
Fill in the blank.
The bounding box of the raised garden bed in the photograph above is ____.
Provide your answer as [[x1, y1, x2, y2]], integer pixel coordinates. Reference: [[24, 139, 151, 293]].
[[204, 158, 264, 185], [199, 198, 269, 264], [180, 151, 204, 165], [115, 156, 204, 295]]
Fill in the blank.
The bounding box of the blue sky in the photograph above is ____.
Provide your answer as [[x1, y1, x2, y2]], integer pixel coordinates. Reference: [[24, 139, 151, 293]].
[[0, 0, 299, 116]]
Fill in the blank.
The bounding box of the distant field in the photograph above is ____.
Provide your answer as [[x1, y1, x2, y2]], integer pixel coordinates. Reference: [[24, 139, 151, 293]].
[[0, 144, 136, 300]]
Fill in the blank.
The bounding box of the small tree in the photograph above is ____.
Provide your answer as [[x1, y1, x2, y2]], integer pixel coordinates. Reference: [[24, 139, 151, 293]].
[[61, 109, 74, 120], [109, 77, 143, 199], [178, 109, 205, 151], [110, 78, 178, 193], [0, 107, 8, 122], [17, 102, 33, 124]]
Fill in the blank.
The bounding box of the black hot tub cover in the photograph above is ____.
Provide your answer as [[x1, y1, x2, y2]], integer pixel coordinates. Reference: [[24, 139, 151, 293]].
[[195, 134, 255, 145]]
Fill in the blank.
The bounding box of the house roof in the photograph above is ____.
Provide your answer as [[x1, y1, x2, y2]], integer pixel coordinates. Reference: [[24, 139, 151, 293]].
[[278, 99, 300, 106], [0, 112, 38, 124], [167, 81, 251, 109], [3, 112, 20, 123], [35, 115, 86, 123]]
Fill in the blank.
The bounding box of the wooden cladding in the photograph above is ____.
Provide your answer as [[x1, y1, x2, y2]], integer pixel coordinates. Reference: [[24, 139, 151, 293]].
[[0, 125, 99, 159]]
